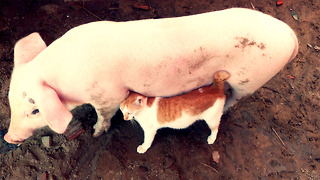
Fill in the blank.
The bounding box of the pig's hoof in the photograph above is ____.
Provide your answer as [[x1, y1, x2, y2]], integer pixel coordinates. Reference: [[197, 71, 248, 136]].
[[93, 123, 109, 137], [207, 135, 217, 144], [93, 129, 104, 138], [104, 126, 111, 134], [137, 145, 148, 154]]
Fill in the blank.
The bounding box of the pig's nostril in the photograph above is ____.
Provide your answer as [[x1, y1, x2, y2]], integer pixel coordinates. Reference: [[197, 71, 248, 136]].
[[31, 109, 39, 115]]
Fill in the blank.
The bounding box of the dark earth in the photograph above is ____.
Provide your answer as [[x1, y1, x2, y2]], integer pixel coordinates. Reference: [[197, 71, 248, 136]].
[[0, 0, 319, 179]]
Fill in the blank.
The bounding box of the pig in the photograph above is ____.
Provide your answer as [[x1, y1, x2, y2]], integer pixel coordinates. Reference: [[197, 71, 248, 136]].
[[4, 8, 298, 144]]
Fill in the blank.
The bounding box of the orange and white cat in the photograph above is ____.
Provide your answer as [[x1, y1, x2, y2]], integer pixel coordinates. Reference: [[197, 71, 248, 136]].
[[120, 71, 230, 154]]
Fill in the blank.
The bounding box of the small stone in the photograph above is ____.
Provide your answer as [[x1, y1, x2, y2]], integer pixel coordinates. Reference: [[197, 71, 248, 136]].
[[132, 4, 150, 11], [314, 45, 320, 51], [42, 136, 52, 148], [212, 151, 220, 163], [39, 4, 59, 15], [289, 9, 299, 21], [163, 156, 175, 169], [37, 172, 47, 180]]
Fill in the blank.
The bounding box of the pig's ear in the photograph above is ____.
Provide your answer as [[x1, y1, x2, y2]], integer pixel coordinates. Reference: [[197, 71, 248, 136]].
[[35, 82, 72, 134], [14, 33, 47, 66]]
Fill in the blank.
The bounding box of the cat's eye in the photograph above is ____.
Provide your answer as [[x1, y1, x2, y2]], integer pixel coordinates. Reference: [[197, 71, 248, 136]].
[[135, 98, 143, 106], [31, 109, 39, 115]]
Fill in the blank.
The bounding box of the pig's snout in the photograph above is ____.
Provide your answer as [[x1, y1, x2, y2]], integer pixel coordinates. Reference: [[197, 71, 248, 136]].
[[4, 133, 24, 144]]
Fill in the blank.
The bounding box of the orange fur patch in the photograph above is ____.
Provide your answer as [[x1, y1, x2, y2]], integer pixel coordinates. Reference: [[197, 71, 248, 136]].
[[156, 83, 225, 124], [156, 70, 230, 124], [147, 97, 155, 107]]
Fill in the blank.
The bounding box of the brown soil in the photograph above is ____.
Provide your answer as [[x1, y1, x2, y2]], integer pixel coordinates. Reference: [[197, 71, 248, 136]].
[[0, 0, 319, 179]]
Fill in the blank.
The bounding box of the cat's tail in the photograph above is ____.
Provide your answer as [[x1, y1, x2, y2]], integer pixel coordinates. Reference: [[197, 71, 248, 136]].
[[213, 70, 231, 83], [212, 70, 230, 91]]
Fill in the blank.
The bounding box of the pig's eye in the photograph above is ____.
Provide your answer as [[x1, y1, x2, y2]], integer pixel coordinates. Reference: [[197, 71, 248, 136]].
[[31, 109, 39, 115]]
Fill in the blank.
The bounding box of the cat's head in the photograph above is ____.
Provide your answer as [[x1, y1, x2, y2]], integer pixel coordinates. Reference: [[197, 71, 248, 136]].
[[120, 92, 147, 121]]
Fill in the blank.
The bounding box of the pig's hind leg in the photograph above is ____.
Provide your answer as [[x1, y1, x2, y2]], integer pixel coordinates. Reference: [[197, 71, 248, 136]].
[[223, 91, 244, 111], [223, 83, 252, 112]]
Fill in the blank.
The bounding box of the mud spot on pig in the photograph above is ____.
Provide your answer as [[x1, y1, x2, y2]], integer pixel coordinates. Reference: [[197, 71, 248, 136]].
[[90, 81, 99, 90], [22, 91, 27, 98], [188, 47, 211, 71], [90, 94, 107, 107], [92, 98, 122, 136], [258, 43, 266, 50], [236, 67, 248, 76], [143, 83, 151, 88], [239, 79, 250, 85], [87, 82, 116, 107], [235, 37, 266, 50], [28, 98, 35, 104]]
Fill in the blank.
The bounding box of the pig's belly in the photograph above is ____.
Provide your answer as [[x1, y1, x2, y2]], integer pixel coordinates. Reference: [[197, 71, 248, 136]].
[[124, 49, 255, 98], [129, 61, 222, 97]]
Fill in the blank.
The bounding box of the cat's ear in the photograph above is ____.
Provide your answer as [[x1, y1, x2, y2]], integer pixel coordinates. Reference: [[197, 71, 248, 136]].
[[135, 96, 146, 106]]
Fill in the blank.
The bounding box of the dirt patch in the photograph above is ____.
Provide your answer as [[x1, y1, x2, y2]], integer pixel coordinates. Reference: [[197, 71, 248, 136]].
[[0, 0, 319, 179], [235, 37, 266, 50]]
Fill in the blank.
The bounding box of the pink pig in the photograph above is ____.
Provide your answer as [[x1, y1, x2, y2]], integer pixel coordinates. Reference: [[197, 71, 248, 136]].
[[4, 8, 298, 144]]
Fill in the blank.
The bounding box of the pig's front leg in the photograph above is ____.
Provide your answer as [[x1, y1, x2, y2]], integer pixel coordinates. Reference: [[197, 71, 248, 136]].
[[93, 106, 118, 137], [89, 84, 129, 137], [224, 92, 243, 111]]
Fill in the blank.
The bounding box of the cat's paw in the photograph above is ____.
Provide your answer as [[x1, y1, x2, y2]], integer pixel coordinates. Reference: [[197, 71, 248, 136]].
[[137, 145, 149, 154], [207, 135, 217, 144]]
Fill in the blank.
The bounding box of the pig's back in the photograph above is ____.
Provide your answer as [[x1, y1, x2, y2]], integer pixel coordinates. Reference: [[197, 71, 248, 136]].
[[36, 8, 297, 99]]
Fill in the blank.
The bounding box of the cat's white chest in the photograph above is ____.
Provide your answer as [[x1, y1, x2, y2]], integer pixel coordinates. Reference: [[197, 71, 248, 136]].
[[134, 104, 160, 129]]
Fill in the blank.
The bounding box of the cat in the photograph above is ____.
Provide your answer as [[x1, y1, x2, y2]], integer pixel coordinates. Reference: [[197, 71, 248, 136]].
[[120, 70, 230, 154]]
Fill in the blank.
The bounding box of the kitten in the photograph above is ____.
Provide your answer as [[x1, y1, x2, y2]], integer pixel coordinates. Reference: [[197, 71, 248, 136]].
[[120, 70, 230, 154]]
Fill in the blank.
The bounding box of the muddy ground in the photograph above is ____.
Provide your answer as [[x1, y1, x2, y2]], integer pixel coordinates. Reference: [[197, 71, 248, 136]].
[[0, 0, 319, 179]]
